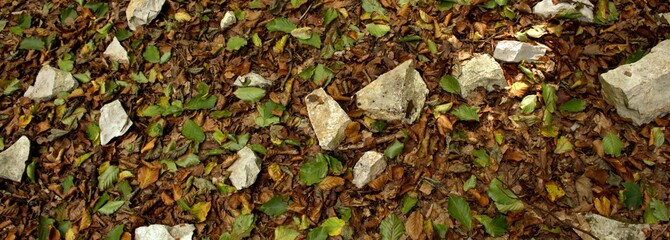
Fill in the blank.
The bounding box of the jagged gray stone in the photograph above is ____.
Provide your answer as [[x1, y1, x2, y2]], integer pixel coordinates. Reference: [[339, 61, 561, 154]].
[[494, 40, 547, 63], [0, 136, 30, 182], [305, 88, 351, 150], [104, 37, 129, 64], [355, 60, 428, 124], [600, 40, 670, 125], [579, 213, 648, 240], [352, 151, 386, 188], [228, 147, 261, 190], [533, 0, 594, 22], [126, 0, 166, 31], [24, 65, 78, 102], [457, 54, 507, 99], [134, 224, 195, 240], [99, 100, 133, 145], [233, 72, 272, 88]]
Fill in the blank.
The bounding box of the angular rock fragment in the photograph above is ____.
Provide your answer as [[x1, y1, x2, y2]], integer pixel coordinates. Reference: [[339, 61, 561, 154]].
[[355, 60, 428, 124], [577, 213, 648, 240], [126, 0, 166, 31], [456, 54, 507, 99], [24, 65, 78, 102], [493, 40, 547, 63], [99, 100, 133, 145], [661, 13, 670, 25], [103, 37, 129, 64], [135, 224, 195, 240], [533, 0, 594, 22], [600, 40, 670, 125], [305, 88, 351, 150], [233, 72, 272, 88], [227, 147, 261, 190], [352, 151, 386, 188], [0, 136, 30, 182], [220, 11, 236, 30]]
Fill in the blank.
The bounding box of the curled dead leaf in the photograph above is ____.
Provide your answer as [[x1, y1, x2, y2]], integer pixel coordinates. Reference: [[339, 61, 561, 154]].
[[319, 176, 345, 190], [367, 174, 389, 191], [437, 115, 453, 136]]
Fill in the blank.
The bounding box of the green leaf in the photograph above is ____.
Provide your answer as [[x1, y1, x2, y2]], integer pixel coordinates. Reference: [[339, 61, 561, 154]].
[[487, 177, 524, 213], [475, 215, 509, 237], [291, 0, 308, 8], [362, 0, 386, 15], [299, 156, 328, 185], [255, 101, 284, 127], [399, 35, 422, 42], [602, 133, 624, 157], [19, 37, 45, 50], [365, 23, 390, 38], [60, 7, 77, 25], [559, 98, 586, 113], [650, 198, 669, 221], [38, 216, 56, 240], [98, 165, 119, 191], [323, 153, 343, 175], [651, 127, 665, 148], [307, 227, 328, 240], [1, 78, 21, 96], [185, 95, 217, 110], [61, 175, 74, 193], [401, 191, 418, 215], [86, 122, 101, 144], [384, 140, 404, 159], [298, 33, 322, 48], [98, 201, 124, 215], [448, 196, 472, 231], [160, 51, 171, 63], [93, 192, 110, 212], [290, 27, 312, 40], [104, 225, 125, 240], [231, 214, 256, 239], [266, 18, 297, 33], [275, 225, 300, 240], [227, 36, 248, 51], [320, 217, 345, 236], [312, 64, 333, 86], [222, 133, 249, 151], [323, 8, 338, 26], [464, 175, 477, 191], [554, 136, 573, 154], [182, 120, 205, 143], [84, 2, 109, 17], [379, 214, 404, 240], [234, 87, 266, 103], [143, 45, 161, 63], [439, 75, 461, 94], [0, 20, 7, 31], [433, 224, 448, 238], [115, 29, 132, 41], [451, 105, 480, 121], [520, 95, 537, 114], [260, 195, 288, 217], [176, 154, 200, 168], [471, 149, 489, 168], [622, 182, 642, 209], [426, 39, 437, 54], [139, 105, 164, 117], [18, 14, 32, 29], [541, 83, 557, 113]]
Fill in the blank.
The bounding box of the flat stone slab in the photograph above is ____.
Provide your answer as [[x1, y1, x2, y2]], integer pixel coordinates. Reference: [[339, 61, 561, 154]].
[[0, 136, 30, 182], [457, 54, 507, 99], [228, 147, 261, 190], [533, 0, 594, 22], [104, 37, 129, 64], [578, 213, 648, 240], [99, 100, 133, 145], [305, 88, 351, 150], [494, 40, 547, 63], [126, 0, 166, 31], [352, 151, 386, 188], [24, 65, 78, 102], [355, 60, 428, 124], [135, 224, 195, 240], [600, 40, 670, 125], [233, 72, 272, 88]]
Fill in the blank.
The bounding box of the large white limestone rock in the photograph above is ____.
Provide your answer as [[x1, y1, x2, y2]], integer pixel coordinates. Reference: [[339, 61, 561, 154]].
[[126, 0, 166, 31], [577, 213, 649, 240], [233, 72, 272, 88], [135, 224, 195, 240], [104, 37, 129, 64], [355, 60, 428, 124], [600, 40, 670, 125], [24, 65, 78, 101], [493, 40, 547, 63], [220, 11, 236, 30], [352, 151, 387, 188], [99, 100, 133, 145], [227, 147, 261, 190], [533, 0, 593, 22], [0, 136, 30, 182], [305, 88, 352, 150], [457, 54, 507, 99]]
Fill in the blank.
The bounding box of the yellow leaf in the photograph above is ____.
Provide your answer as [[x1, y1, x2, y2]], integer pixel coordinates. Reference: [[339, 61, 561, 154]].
[[175, 12, 193, 22], [594, 196, 611, 217], [545, 181, 565, 202], [79, 209, 91, 230], [273, 35, 289, 54], [320, 217, 345, 236], [190, 201, 211, 223], [118, 170, 135, 181], [268, 163, 283, 182], [509, 81, 530, 98], [19, 114, 33, 128]]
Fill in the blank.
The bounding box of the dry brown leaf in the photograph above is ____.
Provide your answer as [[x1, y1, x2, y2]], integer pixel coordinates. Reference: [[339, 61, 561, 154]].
[[406, 211, 424, 240], [468, 189, 489, 207], [319, 176, 344, 190], [367, 174, 389, 191], [437, 115, 453, 135], [509, 81, 530, 98], [137, 165, 160, 189], [141, 138, 157, 153]]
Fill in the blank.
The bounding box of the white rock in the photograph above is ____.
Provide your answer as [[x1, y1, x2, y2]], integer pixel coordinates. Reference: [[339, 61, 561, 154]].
[[220, 11, 236, 30], [24, 65, 78, 102], [457, 54, 507, 99], [135, 224, 195, 240], [0, 136, 30, 182], [228, 147, 261, 190], [352, 151, 386, 188], [533, 0, 594, 22], [103, 37, 129, 64], [126, 0, 166, 31], [355, 60, 428, 124], [305, 88, 352, 150], [600, 40, 670, 125], [661, 13, 670, 24], [99, 100, 133, 145], [493, 40, 547, 63], [578, 213, 649, 240], [233, 72, 272, 88]]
